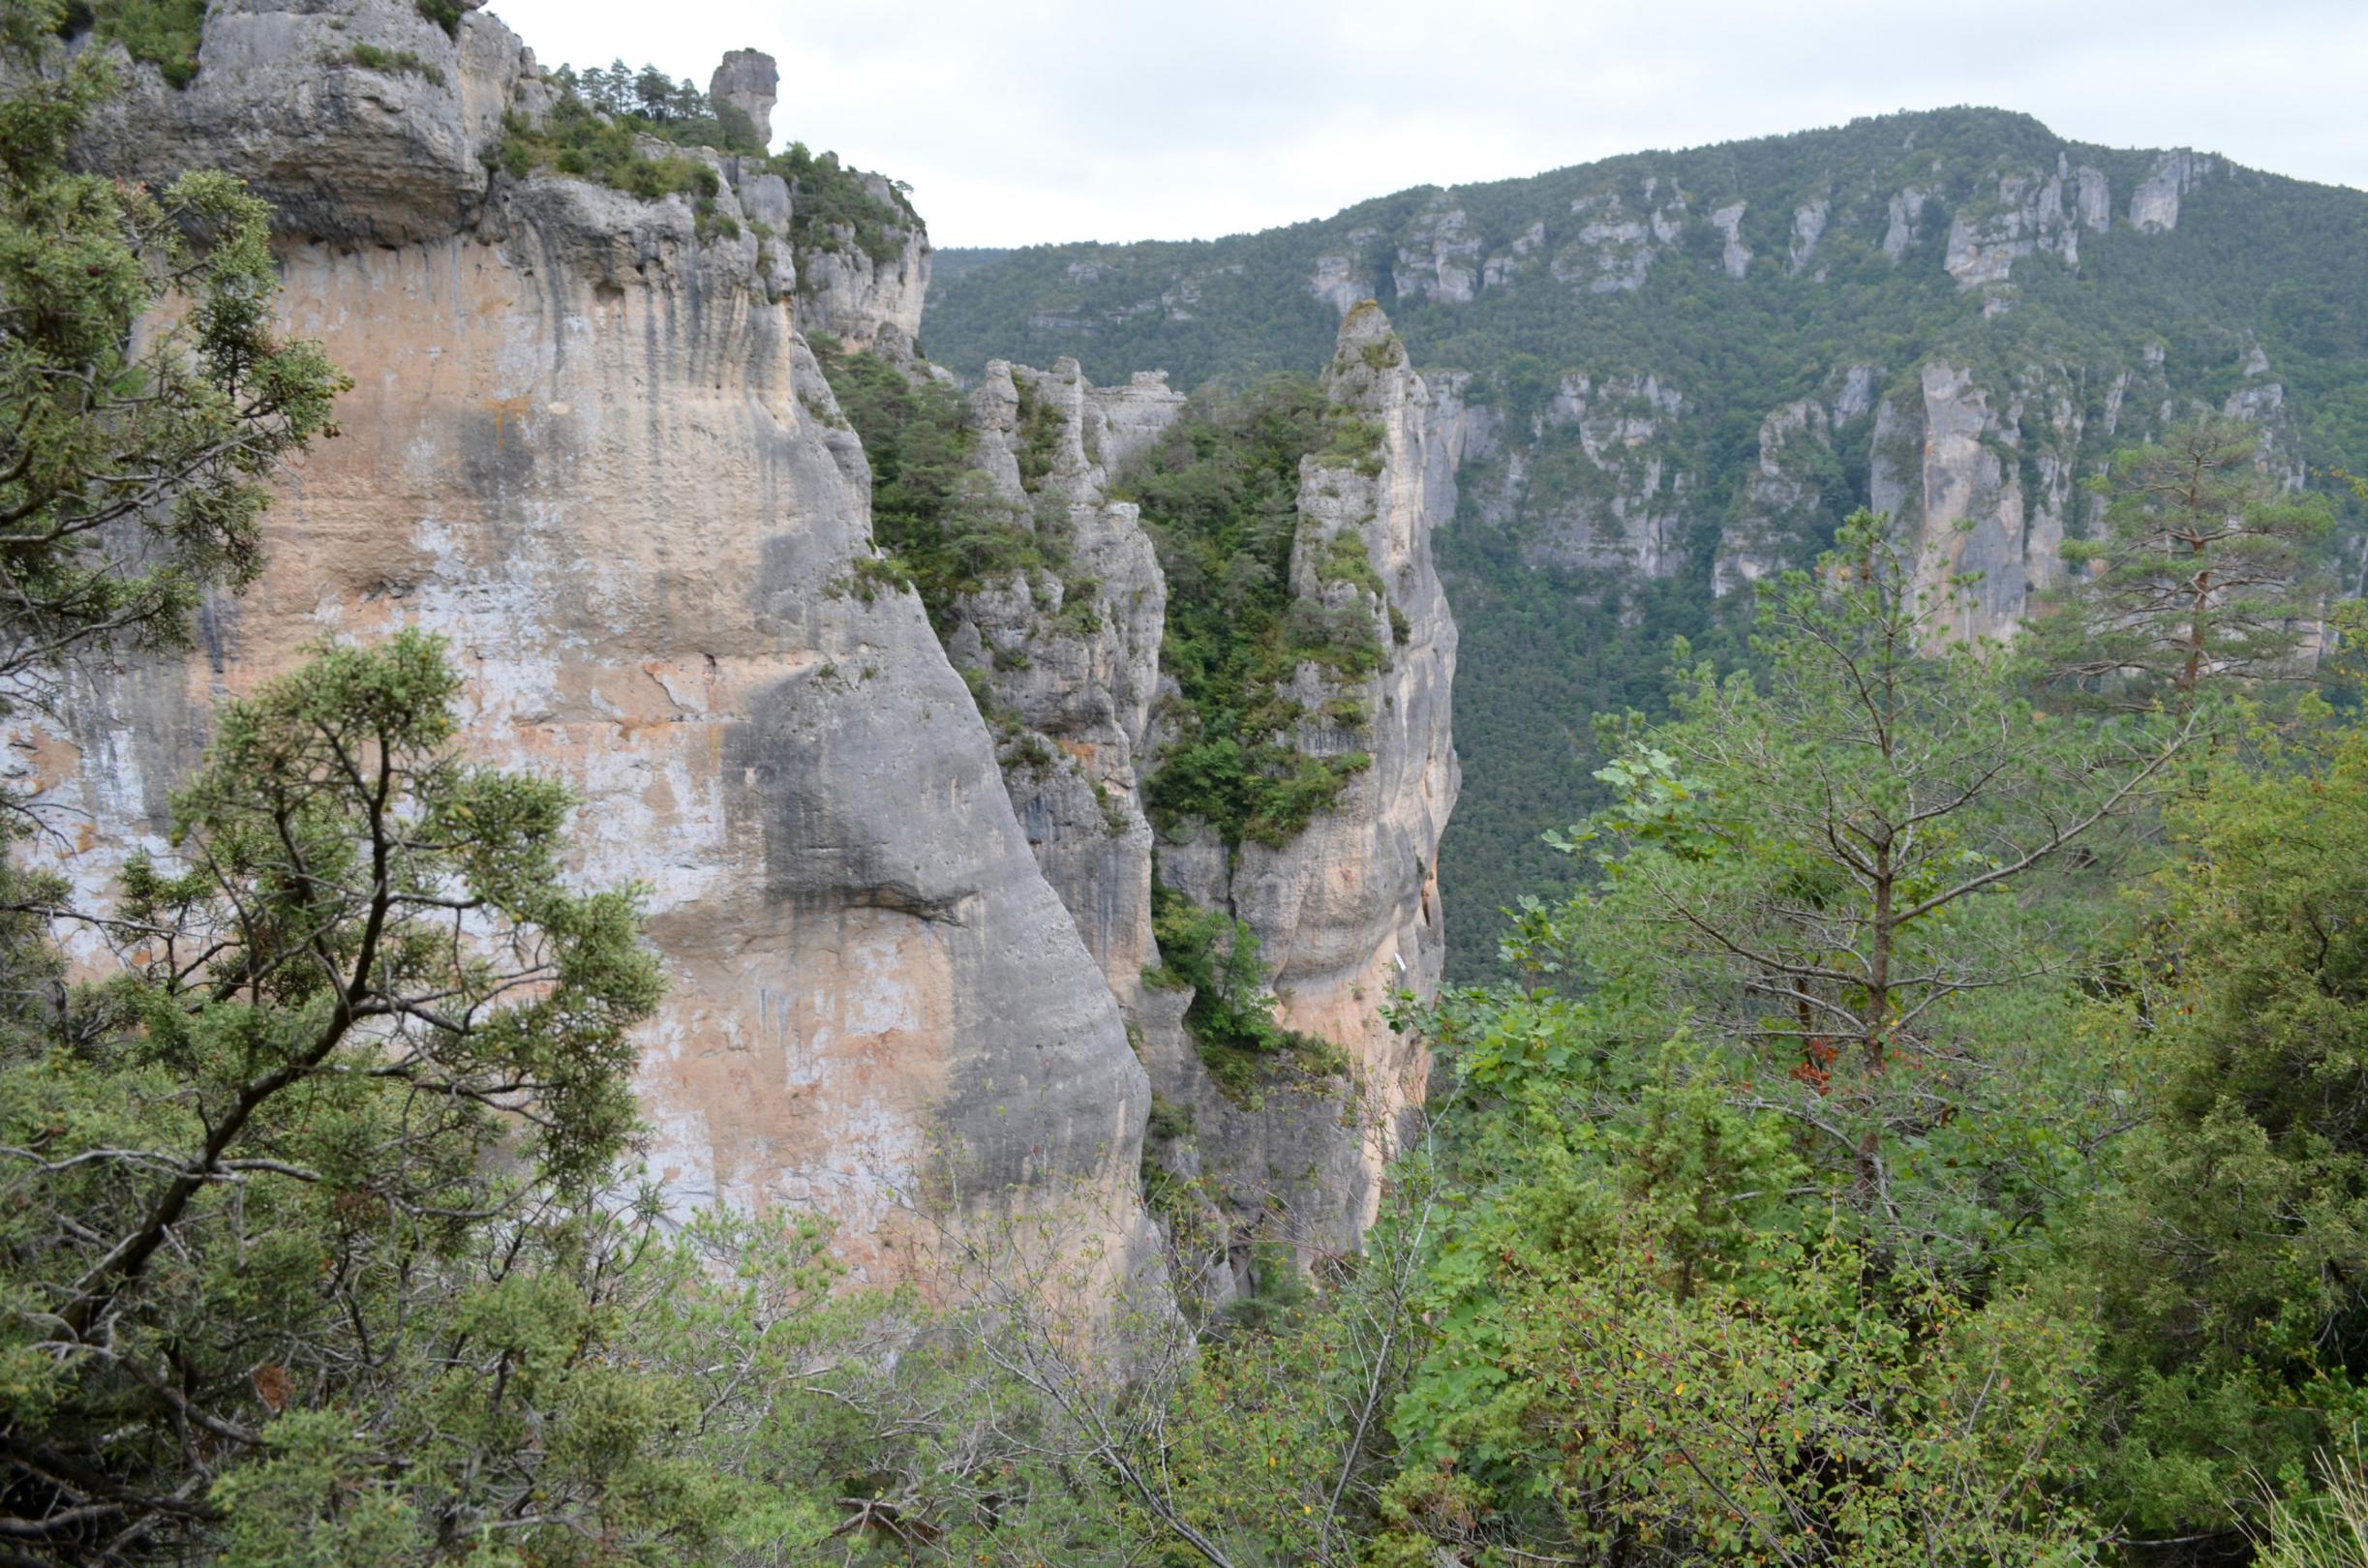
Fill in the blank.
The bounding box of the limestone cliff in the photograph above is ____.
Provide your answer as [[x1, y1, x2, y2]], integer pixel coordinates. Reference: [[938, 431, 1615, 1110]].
[[1469, 371, 1690, 578], [1456, 333, 2304, 642], [863, 306, 1460, 1298], [1141, 306, 1460, 1287], [952, 357, 1183, 1011], [796, 170, 932, 358], [29, 0, 1152, 1287]]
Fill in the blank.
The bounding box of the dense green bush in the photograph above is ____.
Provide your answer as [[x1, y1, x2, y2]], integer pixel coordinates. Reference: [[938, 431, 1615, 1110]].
[[496, 94, 719, 204], [772, 141, 919, 267], [812, 344, 1079, 632], [61, 0, 205, 88], [1118, 375, 1388, 847], [2067, 715, 2368, 1547], [1148, 884, 1336, 1096]]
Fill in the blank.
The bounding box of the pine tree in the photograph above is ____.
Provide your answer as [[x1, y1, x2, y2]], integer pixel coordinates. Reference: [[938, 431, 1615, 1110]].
[[2038, 417, 2332, 710], [0, 0, 345, 727]]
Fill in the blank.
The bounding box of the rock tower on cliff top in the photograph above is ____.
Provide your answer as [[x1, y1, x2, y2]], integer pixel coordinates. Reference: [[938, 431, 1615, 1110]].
[[711, 48, 778, 148]]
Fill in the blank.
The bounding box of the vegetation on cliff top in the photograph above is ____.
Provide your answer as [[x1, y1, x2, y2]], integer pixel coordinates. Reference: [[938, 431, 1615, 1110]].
[[496, 58, 919, 264]]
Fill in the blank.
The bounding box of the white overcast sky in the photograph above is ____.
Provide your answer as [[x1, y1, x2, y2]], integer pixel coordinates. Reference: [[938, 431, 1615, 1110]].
[[486, 0, 2368, 250]]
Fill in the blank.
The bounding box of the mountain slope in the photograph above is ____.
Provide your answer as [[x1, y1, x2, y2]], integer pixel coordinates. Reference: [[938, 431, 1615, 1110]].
[[923, 107, 2368, 974]]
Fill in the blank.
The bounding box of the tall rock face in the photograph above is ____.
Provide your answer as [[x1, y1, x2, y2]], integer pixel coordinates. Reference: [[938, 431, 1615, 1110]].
[[1142, 306, 1460, 1287], [952, 357, 1184, 1010], [1868, 361, 2082, 640], [878, 307, 1460, 1297], [29, 1, 1154, 1288], [796, 173, 932, 358], [1471, 371, 1691, 578]]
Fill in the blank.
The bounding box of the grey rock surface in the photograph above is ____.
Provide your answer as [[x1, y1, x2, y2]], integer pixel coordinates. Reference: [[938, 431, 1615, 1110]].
[[34, 0, 1158, 1293], [711, 47, 778, 147], [797, 171, 932, 358], [1141, 306, 1460, 1285], [1459, 370, 1688, 579], [76, 0, 533, 245], [2132, 150, 2213, 233], [952, 358, 1177, 1010]]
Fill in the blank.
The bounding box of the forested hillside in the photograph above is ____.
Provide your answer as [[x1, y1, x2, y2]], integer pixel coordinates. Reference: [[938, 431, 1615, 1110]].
[[22, 6, 2368, 1562], [925, 107, 2368, 975]]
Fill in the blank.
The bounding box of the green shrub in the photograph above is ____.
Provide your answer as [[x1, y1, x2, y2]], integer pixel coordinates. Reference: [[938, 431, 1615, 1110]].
[[1315, 528, 1385, 595], [496, 100, 714, 204], [1012, 372, 1065, 491], [1144, 738, 1370, 850], [1145, 1092, 1195, 1142], [814, 347, 1057, 631], [837, 552, 915, 603], [72, 0, 207, 89], [1147, 884, 1337, 1098], [1001, 731, 1057, 774], [414, 0, 464, 38], [1048, 573, 1103, 635], [769, 142, 917, 268], [341, 43, 443, 86], [1318, 411, 1386, 474]]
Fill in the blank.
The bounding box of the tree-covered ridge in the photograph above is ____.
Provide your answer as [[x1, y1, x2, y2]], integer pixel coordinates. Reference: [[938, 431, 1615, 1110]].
[[924, 106, 2368, 978], [927, 108, 2368, 467]]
